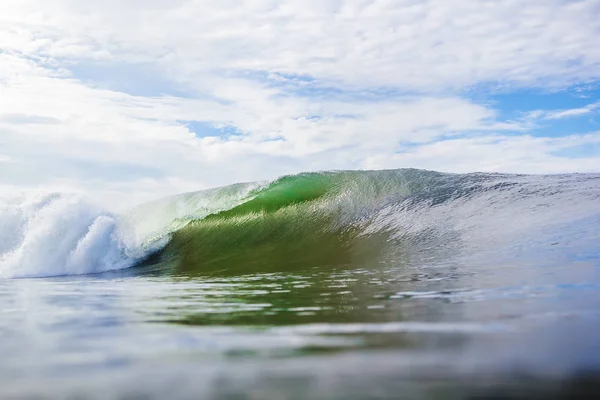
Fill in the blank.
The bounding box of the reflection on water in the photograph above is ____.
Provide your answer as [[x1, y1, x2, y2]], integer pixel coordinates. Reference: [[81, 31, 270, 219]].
[[1, 245, 600, 399]]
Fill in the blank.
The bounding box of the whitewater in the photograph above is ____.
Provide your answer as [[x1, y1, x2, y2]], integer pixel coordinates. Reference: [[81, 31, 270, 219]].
[[1, 169, 599, 399]]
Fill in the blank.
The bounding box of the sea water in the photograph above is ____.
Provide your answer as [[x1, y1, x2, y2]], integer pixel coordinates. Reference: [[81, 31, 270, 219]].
[[1, 169, 599, 399]]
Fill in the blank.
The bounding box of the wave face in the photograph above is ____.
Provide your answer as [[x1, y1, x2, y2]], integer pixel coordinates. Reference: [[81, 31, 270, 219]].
[[145, 169, 600, 276], [1, 169, 599, 278]]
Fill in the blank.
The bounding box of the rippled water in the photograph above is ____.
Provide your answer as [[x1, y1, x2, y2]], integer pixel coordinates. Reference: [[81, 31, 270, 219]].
[[2, 248, 600, 398]]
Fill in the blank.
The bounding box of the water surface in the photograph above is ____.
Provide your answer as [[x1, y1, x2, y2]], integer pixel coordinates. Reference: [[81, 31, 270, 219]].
[[1, 170, 599, 398]]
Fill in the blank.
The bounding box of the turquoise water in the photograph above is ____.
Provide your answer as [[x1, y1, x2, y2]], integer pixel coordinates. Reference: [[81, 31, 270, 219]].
[[1, 169, 599, 398]]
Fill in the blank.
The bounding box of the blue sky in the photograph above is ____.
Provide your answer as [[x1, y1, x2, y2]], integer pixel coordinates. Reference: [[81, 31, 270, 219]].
[[1, 0, 599, 209]]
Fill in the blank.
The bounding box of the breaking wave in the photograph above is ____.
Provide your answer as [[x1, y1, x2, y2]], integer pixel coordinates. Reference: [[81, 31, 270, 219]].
[[1, 169, 599, 278]]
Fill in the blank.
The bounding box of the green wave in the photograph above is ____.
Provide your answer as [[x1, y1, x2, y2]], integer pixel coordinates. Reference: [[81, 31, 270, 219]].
[[140, 169, 450, 275], [204, 172, 334, 220]]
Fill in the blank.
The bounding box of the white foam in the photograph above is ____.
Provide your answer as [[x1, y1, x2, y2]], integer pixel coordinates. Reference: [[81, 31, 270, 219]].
[[0, 192, 136, 278]]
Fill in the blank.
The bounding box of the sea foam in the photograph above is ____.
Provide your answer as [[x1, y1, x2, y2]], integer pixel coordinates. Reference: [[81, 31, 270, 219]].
[[0, 192, 133, 278]]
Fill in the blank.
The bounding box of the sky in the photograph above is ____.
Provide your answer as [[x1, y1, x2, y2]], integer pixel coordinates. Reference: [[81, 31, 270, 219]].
[[1, 0, 600, 210]]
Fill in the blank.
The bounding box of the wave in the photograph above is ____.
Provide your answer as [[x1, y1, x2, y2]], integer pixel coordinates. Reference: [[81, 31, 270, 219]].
[[1, 169, 599, 278]]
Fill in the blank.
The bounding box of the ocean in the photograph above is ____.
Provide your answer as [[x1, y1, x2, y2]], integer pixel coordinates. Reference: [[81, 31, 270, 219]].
[[1, 169, 599, 399]]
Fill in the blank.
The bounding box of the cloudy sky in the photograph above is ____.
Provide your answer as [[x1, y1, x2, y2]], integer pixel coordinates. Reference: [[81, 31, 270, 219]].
[[1, 0, 600, 209]]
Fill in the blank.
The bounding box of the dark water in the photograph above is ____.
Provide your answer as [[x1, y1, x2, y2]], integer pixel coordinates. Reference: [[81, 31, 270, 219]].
[[1, 170, 600, 399]]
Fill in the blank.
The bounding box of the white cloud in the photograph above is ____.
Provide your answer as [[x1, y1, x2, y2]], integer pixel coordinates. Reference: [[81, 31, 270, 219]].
[[1, 0, 600, 210], [546, 108, 591, 120], [543, 101, 600, 120], [3, 0, 600, 90]]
